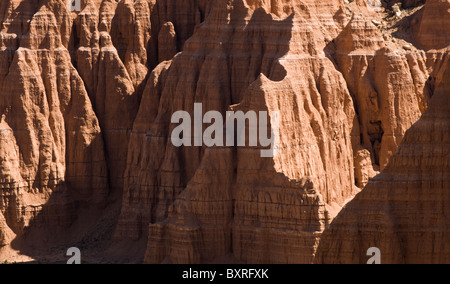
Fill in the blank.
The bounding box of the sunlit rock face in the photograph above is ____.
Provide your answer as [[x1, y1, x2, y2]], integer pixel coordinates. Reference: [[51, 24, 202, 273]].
[[0, 0, 448, 264]]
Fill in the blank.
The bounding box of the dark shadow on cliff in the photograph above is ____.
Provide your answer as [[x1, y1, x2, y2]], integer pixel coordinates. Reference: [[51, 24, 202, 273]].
[[8, 134, 122, 264], [390, 5, 424, 48], [8, 186, 123, 264], [110, 0, 293, 263], [144, 85, 328, 264], [315, 54, 450, 264]]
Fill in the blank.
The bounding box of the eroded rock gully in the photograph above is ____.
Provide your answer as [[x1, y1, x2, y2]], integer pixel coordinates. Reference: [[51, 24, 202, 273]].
[[315, 53, 450, 264], [0, 0, 448, 264]]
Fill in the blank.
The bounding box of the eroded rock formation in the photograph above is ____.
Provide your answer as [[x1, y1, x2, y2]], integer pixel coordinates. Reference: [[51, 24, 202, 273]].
[[0, 0, 447, 264], [416, 0, 450, 49], [0, 0, 109, 254], [315, 52, 450, 264]]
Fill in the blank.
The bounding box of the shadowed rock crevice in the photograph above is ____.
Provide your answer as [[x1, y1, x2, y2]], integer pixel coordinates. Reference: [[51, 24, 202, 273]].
[[114, 0, 295, 250], [315, 53, 450, 264], [0, 0, 448, 264], [117, 0, 360, 263], [144, 75, 332, 264]]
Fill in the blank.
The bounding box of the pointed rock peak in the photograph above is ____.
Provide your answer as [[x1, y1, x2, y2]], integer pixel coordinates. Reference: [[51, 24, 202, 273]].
[[0, 114, 9, 129], [0, 212, 15, 246], [78, 0, 104, 10], [335, 13, 385, 53], [79, 0, 99, 14], [21, 6, 62, 50], [100, 31, 113, 48]]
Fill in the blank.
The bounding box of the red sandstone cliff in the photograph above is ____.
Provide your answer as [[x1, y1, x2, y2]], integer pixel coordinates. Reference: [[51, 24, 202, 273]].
[[0, 0, 447, 264], [315, 52, 450, 264]]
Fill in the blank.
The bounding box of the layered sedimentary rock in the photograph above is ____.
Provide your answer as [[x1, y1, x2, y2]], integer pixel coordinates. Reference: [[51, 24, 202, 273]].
[[72, 0, 212, 192], [0, 0, 448, 264], [416, 0, 450, 49], [158, 21, 177, 62], [150, 0, 212, 54], [117, 0, 438, 263], [116, 0, 359, 263], [0, 212, 14, 246], [135, 0, 446, 264], [332, 14, 429, 179], [0, 1, 108, 249], [0, 0, 216, 260], [315, 52, 450, 264], [314, 0, 450, 264], [75, 0, 139, 192]]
